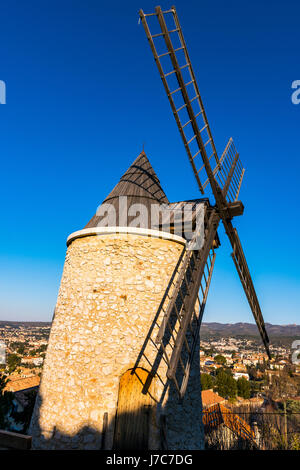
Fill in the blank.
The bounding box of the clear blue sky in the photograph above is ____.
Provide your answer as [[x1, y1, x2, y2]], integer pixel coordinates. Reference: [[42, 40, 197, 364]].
[[0, 0, 299, 325]]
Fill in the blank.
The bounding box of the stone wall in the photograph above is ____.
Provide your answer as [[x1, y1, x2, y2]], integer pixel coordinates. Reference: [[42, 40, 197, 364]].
[[29, 231, 204, 449]]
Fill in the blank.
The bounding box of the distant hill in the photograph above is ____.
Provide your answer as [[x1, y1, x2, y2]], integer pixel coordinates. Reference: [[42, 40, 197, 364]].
[[200, 322, 300, 343], [0, 321, 51, 328], [0, 320, 299, 339]]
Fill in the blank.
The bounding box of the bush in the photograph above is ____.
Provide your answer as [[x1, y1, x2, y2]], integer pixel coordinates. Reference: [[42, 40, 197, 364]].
[[214, 355, 226, 365], [215, 370, 237, 399], [201, 373, 215, 390], [237, 377, 251, 399]]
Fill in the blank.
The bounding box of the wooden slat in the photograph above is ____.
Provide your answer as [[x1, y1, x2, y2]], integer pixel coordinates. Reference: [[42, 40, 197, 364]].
[[139, 8, 205, 193], [167, 210, 220, 380], [0, 430, 31, 450], [178, 250, 216, 397], [155, 6, 220, 198], [224, 223, 270, 358], [222, 152, 240, 198]]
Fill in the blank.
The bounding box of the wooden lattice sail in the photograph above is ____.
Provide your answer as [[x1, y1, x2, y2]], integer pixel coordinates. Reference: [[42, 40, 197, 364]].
[[139, 5, 270, 396]]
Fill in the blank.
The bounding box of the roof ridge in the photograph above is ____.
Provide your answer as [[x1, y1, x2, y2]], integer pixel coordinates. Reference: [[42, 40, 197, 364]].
[[102, 151, 168, 204], [84, 151, 169, 229]]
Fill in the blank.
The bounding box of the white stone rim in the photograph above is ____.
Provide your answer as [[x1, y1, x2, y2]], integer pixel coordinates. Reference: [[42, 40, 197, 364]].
[[67, 226, 186, 246]]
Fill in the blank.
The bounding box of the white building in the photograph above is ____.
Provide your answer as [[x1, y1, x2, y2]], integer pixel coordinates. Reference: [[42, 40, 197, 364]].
[[233, 372, 249, 381]]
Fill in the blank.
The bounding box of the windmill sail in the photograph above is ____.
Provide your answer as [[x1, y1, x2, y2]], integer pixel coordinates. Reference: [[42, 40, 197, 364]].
[[156, 208, 220, 399], [139, 6, 220, 196], [217, 138, 245, 203], [140, 5, 271, 392], [224, 223, 270, 356]]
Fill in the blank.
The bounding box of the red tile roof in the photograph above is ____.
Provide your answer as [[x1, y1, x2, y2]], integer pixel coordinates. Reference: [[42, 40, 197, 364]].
[[201, 389, 226, 408], [4, 375, 40, 393], [203, 403, 257, 446]]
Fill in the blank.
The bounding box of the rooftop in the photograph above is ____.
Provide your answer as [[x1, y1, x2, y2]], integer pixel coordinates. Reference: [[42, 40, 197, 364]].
[[201, 389, 226, 408], [83, 151, 211, 239], [4, 375, 40, 393]]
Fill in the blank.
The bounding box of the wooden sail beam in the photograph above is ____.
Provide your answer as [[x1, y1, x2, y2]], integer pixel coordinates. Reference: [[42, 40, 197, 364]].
[[166, 210, 220, 381], [140, 5, 271, 389]]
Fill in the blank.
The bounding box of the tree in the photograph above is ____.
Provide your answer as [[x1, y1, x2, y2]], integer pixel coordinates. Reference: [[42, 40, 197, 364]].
[[201, 373, 214, 391], [11, 390, 37, 433], [268, 371, 298, 401], [0, 373, 14, 429], [250, 380, 263, 395], [203, 348, 215, 356], [290, 434, 300, 451], [37, 344, 47, 353], [6, 354, 21, 373], [16, 344, 25, 355], [285, 399, 300, 414], [247, 366, 259, 381], [237, 377, 251, 399], [214, 355, 226, 365], [215, 370, 237, 399], [216, 367, 233, 377]]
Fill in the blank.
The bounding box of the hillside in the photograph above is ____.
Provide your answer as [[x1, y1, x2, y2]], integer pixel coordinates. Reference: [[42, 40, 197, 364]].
[[200, 322, 300, 347], [201, 322, 300, 337], [0, 320, 299, 341], [0, 321, 51, 328]]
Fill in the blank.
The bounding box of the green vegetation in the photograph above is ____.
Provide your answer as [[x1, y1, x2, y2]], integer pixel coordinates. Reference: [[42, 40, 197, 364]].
[[11, 390, 37, 433], [250, 379, 264, 395], [215, 368, 237, 399], [200, 373, 215, 391], [6, 354, 21, 373], [214, 354, 226, 365], [0, 373, 14, 429], [278, 399, 300, 414], [237, 376, 251, 399], [202, 348, 216, 356], [10, 342, 27, 355], [268, 371, 299, 400]]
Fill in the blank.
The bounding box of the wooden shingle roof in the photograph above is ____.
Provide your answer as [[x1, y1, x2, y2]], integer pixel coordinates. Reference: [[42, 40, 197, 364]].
[[103, 151, 169, 205], [83, 151, 213, 242]]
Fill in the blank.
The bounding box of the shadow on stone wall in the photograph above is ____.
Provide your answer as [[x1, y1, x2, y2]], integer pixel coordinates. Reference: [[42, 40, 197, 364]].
[[29, 254, 205, 450], [29, 340, 204, 450]]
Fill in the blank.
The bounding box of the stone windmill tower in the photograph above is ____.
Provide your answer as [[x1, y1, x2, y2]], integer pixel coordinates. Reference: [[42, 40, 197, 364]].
[[29, 151, 208, 450]]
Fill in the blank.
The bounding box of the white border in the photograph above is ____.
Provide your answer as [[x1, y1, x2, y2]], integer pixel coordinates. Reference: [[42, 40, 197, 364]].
[[67, 226, 186, 246]]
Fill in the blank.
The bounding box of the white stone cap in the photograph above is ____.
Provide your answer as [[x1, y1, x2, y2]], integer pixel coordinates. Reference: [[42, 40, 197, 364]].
[[67, 226, 187, 247]]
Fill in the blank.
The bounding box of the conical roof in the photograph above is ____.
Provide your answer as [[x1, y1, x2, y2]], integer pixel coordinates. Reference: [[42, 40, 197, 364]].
[[85, 151, 169, 229]]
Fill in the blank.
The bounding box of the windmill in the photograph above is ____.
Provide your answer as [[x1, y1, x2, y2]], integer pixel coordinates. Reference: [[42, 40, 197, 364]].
[[29, 6, 271, 450], [139, 5, 270, 399]]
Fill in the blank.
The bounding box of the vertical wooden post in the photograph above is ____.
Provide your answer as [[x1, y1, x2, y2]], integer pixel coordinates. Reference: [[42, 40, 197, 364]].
[[283, 401, 288, 449], [160, 414, 168, 450], [101, 412, 108, 450]]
